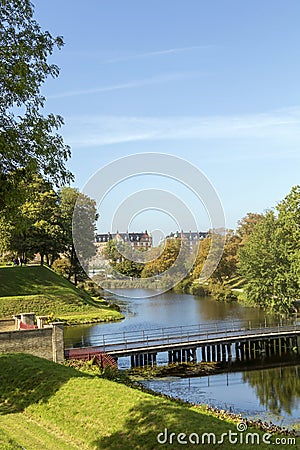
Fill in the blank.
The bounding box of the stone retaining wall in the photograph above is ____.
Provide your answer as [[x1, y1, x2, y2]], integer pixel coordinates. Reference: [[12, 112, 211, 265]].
[[0, 323, 64, 362], [0, 319, 16, 332]]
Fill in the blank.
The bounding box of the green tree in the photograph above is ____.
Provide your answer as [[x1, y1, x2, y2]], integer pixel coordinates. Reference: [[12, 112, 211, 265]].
[[276, 186, 300, 304], [0, 215, 11, 257], [115, 260, 143, 278], [103, 240, 146, 278], [141, 238, 183, 278], [236, 212, 264, 244], [191, 231, 238, 283], [0, 0, 72, 211], [8, 175, 62, 265], [59, 187, 97, 285], [103, 239, 123, 265], [239, 209, 296, 312]]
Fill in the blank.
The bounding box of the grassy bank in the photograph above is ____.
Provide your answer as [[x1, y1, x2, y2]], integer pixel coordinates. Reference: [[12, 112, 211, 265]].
[[0, 353, 297, 450], [0, 266, 123, 324]]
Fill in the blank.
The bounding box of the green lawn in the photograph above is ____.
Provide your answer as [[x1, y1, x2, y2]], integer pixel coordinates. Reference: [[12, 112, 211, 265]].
[[0, 266, 123, 323], [0, 354, 297, 450]]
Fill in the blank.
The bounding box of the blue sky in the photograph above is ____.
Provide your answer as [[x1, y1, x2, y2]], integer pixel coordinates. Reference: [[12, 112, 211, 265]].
[[35, 0, 300, 234]]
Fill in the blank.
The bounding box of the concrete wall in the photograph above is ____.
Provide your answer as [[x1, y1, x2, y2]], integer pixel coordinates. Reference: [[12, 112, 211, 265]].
[[0, 319, 16, 332], [0, 323, 64, 363]]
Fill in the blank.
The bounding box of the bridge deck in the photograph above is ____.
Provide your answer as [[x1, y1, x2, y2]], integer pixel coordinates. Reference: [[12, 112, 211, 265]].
[[65, 321, 299, 358]]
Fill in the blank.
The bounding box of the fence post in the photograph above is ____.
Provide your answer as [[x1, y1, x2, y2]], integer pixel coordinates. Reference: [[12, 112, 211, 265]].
[[50, 322, 64, 363]]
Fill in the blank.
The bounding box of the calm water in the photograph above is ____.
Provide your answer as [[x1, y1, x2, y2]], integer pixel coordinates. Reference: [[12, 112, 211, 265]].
[[141, 365, 300, 429], [65, 289, 300, 429], [64, 289, 272, 345]]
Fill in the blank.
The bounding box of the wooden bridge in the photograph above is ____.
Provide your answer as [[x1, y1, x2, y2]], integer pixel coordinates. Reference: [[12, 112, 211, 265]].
[[64, 320, 300, 368]]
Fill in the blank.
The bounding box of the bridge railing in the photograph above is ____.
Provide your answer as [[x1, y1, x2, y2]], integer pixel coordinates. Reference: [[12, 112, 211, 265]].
[[100, 324, 299, 352], [64, 318, 298, 350]]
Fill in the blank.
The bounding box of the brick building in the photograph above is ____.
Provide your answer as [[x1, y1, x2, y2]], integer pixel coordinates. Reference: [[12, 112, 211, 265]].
[[95, 231, 152, 253]]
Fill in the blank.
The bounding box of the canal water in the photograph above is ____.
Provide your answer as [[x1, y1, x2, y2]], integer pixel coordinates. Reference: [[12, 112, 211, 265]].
[[64, 289, 300, 430]]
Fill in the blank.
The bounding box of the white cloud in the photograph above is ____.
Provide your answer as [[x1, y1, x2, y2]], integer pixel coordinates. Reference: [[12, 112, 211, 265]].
[[48, 72, 198, 99], [64, 107, 300, 151], [105, 45, 213, 63]]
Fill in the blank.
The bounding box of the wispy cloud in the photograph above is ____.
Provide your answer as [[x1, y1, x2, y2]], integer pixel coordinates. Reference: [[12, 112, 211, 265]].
[[105, 45, 213, 64], [48, 72, 198, 99], [64, 107, 300, 151]]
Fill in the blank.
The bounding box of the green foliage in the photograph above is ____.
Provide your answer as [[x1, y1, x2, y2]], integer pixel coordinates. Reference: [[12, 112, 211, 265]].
[[102, 239, 122, 264], [236, 212, 264, 244], [0, 0, 71, 192], [189, 283, 210, 296], [1, 181, 97, 284], [0, 216, 10, 255], [115, 259, 144, 278], [103, 239, 145, 278], [59, 186, 97, 285], [10, 174, 63, 264], [141, 238, 183, 277], [208, 280, 238, 302], [52, 257, 71, 277], [173, 277, 193, 293], [239, 187, 300, 312]]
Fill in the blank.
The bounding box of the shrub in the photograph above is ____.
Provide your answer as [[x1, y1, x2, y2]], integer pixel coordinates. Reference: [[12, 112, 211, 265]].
[[52, 258, 71, 277]]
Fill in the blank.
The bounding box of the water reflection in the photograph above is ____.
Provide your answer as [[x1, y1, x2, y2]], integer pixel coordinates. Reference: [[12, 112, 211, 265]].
[[65, 290, 275, 347], [243, 365, 300, 416], [64, 290, 299, 428], [141, 364, 300, 429]]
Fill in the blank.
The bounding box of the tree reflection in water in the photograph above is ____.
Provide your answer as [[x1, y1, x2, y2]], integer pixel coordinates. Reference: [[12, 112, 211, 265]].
[[243, 365, 300, 415]]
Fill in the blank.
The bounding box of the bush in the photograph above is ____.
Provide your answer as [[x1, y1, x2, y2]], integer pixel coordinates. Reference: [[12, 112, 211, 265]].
[[173, 278, 192, 293], [52, 258, 71, 277], [209, 281, 237, 302], [189, 284, 210, 296]]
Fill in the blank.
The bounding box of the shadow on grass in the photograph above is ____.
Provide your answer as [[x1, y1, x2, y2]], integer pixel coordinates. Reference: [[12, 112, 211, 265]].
[[0, 266, 73, 297], [91, 396, 292, 450], [0, 353, 89, 415], [91, 397, 235, 450]]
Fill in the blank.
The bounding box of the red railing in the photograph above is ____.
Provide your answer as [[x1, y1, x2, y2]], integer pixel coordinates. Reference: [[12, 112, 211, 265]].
[[19, 321, 38, 330], [64, 347, 117, 369]]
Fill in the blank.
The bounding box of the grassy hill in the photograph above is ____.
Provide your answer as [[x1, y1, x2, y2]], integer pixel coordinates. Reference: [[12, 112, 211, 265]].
[[0, 266, 123, 324], [0, 353, 296, 450]]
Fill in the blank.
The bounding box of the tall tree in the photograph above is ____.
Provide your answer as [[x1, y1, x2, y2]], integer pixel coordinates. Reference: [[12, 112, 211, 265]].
[[59, 187, 97, 285], [0, 0, 72, 211], [8, 174, 62, 264], [141, 238, 185, 278], [236, 212, 264, 244], [239, 189, 300, 313]]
